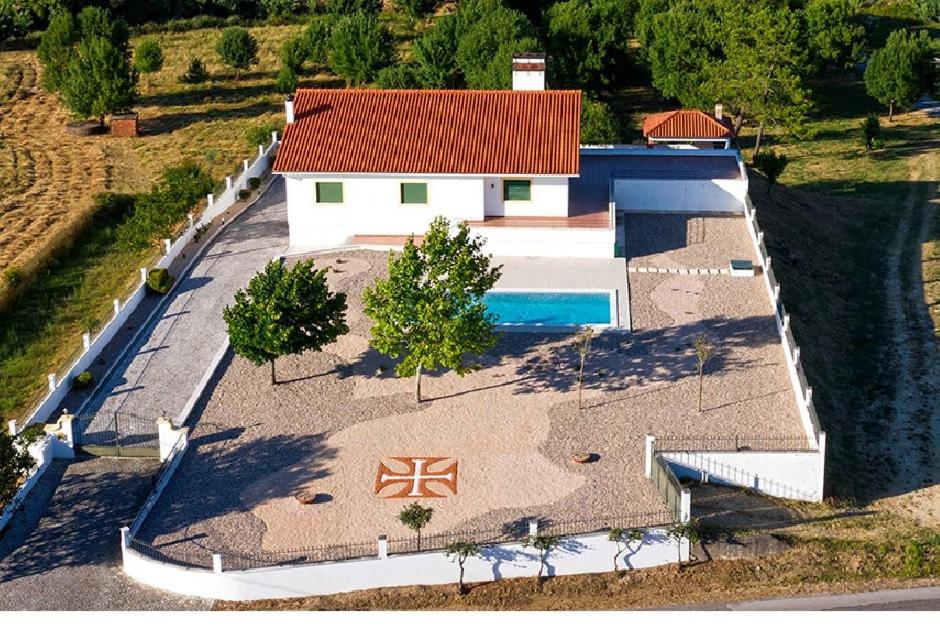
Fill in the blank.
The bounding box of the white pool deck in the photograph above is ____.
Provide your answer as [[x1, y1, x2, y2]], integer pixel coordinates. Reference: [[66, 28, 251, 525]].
[[491, 256, 631, 330]]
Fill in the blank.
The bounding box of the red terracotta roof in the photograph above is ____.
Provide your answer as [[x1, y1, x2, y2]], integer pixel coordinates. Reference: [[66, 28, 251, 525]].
[[642, 110, 735, 140], [273, 89, 581, 175]]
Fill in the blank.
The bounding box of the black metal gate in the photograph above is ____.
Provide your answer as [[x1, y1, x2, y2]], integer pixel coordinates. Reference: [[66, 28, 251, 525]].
[[73, 409, 160, 457]]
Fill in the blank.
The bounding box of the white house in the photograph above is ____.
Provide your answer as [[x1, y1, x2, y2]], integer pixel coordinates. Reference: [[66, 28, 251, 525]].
[[273, 56, 749, 259]]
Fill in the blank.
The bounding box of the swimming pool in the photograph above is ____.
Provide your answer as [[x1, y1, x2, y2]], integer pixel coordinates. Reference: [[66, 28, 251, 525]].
[[483, 290, 616, 328]]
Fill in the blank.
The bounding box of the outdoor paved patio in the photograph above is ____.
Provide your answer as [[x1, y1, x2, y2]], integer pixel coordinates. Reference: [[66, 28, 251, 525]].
[[623, 213, 756, 271]]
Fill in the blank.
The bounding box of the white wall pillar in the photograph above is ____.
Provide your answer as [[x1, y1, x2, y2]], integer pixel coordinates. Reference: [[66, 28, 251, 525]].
[[644, 435, 656, 477], [8, 419, 17, 436], [207, 193, 215, 207], [120, 526, 130, 552], [188, 213, 195, 231], [47, 373, 56, 393], [243, 159, 249, 172], [528, 519, 539, 536], [816, 432, 827, 500], [82, 332, 91, 351], [163, 239, 172, 255], [377, 535, 388, 560], [805, 386, 813, 405], [213, 554, 223, 574], [225, 176, 233, 189], [157, 417, 187, 462], [258, 144, 264, 157], [680, 488, 691, 523], [140, 267, 148, 284], [113, 298, 121, 316], [271, 130, 278, 144], [48, 412, 75, 449], [792, 347, 800, 364]]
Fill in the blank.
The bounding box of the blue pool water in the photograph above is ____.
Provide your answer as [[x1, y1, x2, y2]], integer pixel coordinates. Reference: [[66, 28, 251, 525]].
[[483, 291, 613, 327]]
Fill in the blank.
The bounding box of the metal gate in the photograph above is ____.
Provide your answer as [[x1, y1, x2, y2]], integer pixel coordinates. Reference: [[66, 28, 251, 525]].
[[73, 409, 160, 457]]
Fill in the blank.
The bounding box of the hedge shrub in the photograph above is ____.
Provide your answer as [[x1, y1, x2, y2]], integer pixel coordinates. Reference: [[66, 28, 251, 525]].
[[146, 268, 175, 294], [238, 189, 251, 200], [72, 371, 95, 390], [248, 177, 261, 190]]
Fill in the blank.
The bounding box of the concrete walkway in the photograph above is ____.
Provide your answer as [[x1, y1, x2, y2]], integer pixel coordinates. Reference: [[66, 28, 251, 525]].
[[83, 179, 288, 422], [0, 179, 287, 609]]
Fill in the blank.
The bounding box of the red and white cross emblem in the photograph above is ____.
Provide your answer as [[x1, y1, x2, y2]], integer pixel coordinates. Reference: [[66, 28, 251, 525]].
[[374, 457, 458, 499]]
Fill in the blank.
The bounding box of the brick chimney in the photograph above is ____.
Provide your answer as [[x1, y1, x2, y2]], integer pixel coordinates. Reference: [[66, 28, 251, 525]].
[[512, 53, 546, 91]]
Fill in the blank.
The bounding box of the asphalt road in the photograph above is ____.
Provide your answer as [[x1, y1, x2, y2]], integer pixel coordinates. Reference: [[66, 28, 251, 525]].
[[709, 586, 940, 611]]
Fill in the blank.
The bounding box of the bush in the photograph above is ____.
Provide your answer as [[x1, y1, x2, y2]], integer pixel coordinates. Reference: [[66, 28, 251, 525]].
[[238, 189, 252, 200], [861, 115, 881, 150], [246, 124, 278, 147], [3, 267, 22, 289], [377, 65, 419, 88], [581, 97, 622, 144], [396, 0, 436, 19], [134, 38, 164, 75], [327, 0, 382, 16], [16, 423, 46, 446], [72, 370, 95, 390], [180, 57, 209, 84], [146, 267, 175, 294], [216, 27, 259, 78], [248, 177, 262, 190]]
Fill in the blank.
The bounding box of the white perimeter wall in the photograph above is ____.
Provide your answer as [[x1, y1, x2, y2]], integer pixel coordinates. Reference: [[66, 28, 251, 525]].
[[483, 176, 570, 217], [123, 528, 683, 602], [614, 178, 748, 213], [662, 450, 824, 502]]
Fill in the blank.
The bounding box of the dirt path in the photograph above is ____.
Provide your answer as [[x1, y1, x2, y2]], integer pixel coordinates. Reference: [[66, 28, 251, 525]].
[[874, 117, 940, 525]]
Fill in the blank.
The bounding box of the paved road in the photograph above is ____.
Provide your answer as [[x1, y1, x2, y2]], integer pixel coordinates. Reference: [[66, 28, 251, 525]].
[[83, 179, 288, 423], [706, 586, 940, 611], [0, 180, 287, 610]]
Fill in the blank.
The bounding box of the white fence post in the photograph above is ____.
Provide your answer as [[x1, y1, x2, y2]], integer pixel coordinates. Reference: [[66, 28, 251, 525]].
[[140, 267, 148, 284], [377, 535, 388, 560], [782, 313, 790, 332], [213, 554, 223, 574], [243, 159, 249, 172], [120, 526, 130, 553], [271, 130, 278, 144], [207, 193, 215, 207], [774, 283, 781, 300], [644, 435, 656, 477], [188, 212, 195, 231], [805, 386, 813, 405], [816, 432, 827, 500], [113, 298, 121, 316], [528, 519, 539, 537], [8, 420, 17, 435], [680, 488, 691, 523], [258, 144, 264, 157], [48, 412, 75, 449], [792, 347, 800, 364], [82, 332, 91, 351], [225, 176, 233, 189], [47, 373, 56, 393], [163, 239, 172, 255]]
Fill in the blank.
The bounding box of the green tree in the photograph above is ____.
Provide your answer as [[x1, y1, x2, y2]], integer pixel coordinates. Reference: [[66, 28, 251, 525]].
[[752, 149, 788, 195], [399, 502, 433, 551], [37, 11, 78, 92], [864, 29, 935, 121], [303, 14, 336, 68], [327, 0, 382, 16], [377, 64, 419, 88], [363, 217, 502, 403], [328, 12, 392, 86], [693, 332, 715, 413], [276, 35, 309, 94], [412, 14, 460, 88], [454, 0, 538, 90], [803, 0, 865, 75], [0, 429, 35, 507], [77, 5, 128, 48], [396, 0, 435, 20], [260, 0, 304, 17], [61, 36, 138, 126], [544, 0, 637, 91], [215, 26, 259, 79], [608, 527, 644, 572], [913, 0, 940, 23], [524, 534, 559, 584], [580, 97, 622, 144], [180, 57, 210, 84], [861, 114, 881, 150], [444, 541, 481, 595], [223, 259, 349, 385], [667, 519, 700, 568], [134, 38, 164, 86]]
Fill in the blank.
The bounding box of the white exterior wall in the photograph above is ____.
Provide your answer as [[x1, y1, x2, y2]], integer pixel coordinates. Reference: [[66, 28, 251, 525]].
[[475, 225, 615, 259], [123, 528, 682, 602], [483, 176, 570, 217], [661, 450, 824, 502], [285, 174, 485, 250], [615, 178, 748, 213]]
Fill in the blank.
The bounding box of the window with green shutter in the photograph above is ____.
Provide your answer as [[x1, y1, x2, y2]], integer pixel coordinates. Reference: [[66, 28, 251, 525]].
[[400, 182, 428, 204], [502, 179, 531, 201], [315, 181, 343, 203]]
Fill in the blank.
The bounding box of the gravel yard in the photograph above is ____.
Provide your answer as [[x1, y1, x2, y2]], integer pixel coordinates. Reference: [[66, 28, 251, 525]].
[[139, 245, 804, 563], [624, 213, 755, 270]]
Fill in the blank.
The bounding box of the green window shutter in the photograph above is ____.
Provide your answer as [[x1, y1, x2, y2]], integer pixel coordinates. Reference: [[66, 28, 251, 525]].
[[502, 179, 531, 201], [400, 182, 428, 204], [315, 182, 343, 203]]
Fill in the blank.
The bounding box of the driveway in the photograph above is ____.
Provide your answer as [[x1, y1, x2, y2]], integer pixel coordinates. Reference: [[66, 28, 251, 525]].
[[0, 179, 287, 609], [83, 179, 288, 423]]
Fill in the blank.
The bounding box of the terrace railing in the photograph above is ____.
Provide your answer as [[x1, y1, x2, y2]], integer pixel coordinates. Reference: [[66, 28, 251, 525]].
[[649, 453, 685, 523], [654, 435, 813, 453]]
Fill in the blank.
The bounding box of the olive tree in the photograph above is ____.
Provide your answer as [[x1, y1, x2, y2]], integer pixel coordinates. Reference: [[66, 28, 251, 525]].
[[223, 259, 349, 385], [524, 534, 559, 584], [693, 333, 715, 413], [445, 541, 481, 595], [608, 527, 644, 572], [363, 216, 502, 403], [399, 502, 434, 551]]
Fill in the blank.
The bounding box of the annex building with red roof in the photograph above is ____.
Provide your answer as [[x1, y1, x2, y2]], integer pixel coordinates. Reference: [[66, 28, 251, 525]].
[[642, 106, 736, 149]]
